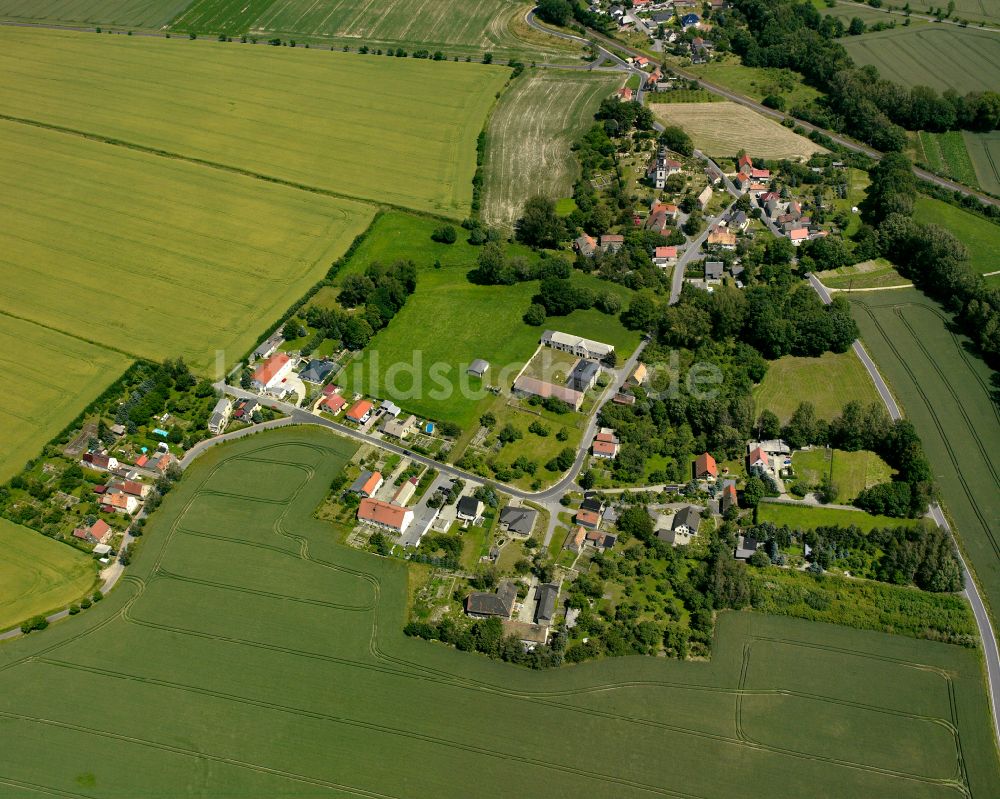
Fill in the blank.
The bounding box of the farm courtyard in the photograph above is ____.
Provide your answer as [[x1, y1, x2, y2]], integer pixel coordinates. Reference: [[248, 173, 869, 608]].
[[0, 428, 994, 796]]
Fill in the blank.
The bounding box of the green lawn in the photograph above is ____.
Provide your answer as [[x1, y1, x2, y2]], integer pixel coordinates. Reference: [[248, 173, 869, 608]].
[[851, 288, 1000, 649], [0, 518, 98, 632], [0, 26, 507, 216], [337, 214, 641, 430], [687, 60, 822, 109], [0, 427, 995, 796], [913, 196, 1000, 275], [757, 501, 922, 532], [753, 351, 882, 423], [791, 448, 895, 504], [816, 258, 911, 290]]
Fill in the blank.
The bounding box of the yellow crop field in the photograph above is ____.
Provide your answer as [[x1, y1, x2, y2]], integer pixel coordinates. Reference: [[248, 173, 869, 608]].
[[652, 101, 824, 160], [0, 26, 508, 215]]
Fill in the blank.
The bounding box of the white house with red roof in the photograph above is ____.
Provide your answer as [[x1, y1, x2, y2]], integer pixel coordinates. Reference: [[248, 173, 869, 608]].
[[358, 498, 413, 534], [252, 352, 292, 391], [653, 246, 678, 266]]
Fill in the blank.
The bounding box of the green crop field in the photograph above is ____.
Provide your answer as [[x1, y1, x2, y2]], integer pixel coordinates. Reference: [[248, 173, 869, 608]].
[[482, 70, 622, 230], [753, 351, 882, 423], [0, 0, 188, 27], [757, 500, 922, 532], [851, 288, 1000, 636], [963, 129, 1000, 196], [0, 314, 132, 482], [0, 519, 98, 632], [791, 447, 895, 504], [0, 427, 995, 796], [913, 196, 1000, 275], [843, 25, 1000, 93], [0, 118, 373, 371], [914, 130, 979, 187], [0, 27, 507, 215]]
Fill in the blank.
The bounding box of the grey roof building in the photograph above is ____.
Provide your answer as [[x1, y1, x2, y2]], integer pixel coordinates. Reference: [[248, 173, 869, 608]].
[[457, 495, 483, 521], [534, 583, 559, 625], [735, 534, 761, 560], [568, 359, 601, 392], [499, 506, 537, 536], [466, 581, 517, 618], [705, 261, 724, 281], [672, 505, 702, 534], [299, 359, 336, 384], [468, 359, 490, 377]]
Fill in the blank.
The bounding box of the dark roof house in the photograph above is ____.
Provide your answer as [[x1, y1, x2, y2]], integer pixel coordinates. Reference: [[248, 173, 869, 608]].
[[466, 581, 518, 618], [299, 359, 336, 384], [534, 583, 559, 625], [499, 506, 537, 536], [568, 359, 600, 392]]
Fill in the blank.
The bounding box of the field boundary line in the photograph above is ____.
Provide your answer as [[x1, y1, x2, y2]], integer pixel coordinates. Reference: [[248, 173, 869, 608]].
[[0, 114, 470, 222], [0, 308, 140, 361]]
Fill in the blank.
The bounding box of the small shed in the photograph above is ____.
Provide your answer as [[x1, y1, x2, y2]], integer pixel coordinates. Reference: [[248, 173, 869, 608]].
[[468, 359, 490, 378]]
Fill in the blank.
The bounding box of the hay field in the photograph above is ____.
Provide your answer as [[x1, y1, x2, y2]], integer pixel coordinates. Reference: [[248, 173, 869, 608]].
[[482, 70, 622, 230], [963, 129, 1000, 196], [0, 0, 187, 27], [912, 196, 1000, 275], [843, 25, 1000, 93], [851, 289, 1000, 638], [651, 101, 823, 160], [0, 314, 131, 482], [753, 352, 882, 422], [791, 448, 895, 504], [0, 119, 373, 372], [0, 427, 995, 796], [0, 519, 98, 632], [0, 26, 507, 215]]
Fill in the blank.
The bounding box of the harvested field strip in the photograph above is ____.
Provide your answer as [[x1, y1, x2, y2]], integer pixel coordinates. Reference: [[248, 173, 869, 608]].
[[0, 27, 508, 215], [0, 428, 995, 797], [963, 129, 1000, 196], [482, 70, 622, 230], [843, 26, 1000, 93], [851, 289, 1000, 626], [651, 101, 824, 160], [0, 118, 374, 371]]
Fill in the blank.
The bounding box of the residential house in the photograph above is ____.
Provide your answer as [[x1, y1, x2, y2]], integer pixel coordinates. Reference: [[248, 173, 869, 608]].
[[380, 400, 401, 418], [568, 359, 601, 392], [694, 451, 718, 480], [728, 210, 749, 231], [789, 227, 809, 245], [653, 246, 677, 267], [503, 619, 549, 649], [72, 519, 111, 545], [103, 492, 140, 515], [576, 508, 601, 529], [82, 452, 119, 473], [566, 525, 588, 551], [346, 399, 374, 424], [735, 534, 761, 560], [468, 359, 490, 378], [465, 581, 517, 619], [358, 497, 414, 534], [764, 197, 780, 218], [617, 86, 634, 102], [707, 227, 737, 249], [207, 397, 232, 435], [115, 480, 150, 499], [322, 394, 347, 415], [681, 12, 700, 27], [534, 583, 559, 625], [787, 200, 802, 218], [574, 233, 598, 257], [613, 392, 637, 406], [592, 428, 620, 459], [720, 479, 738, 514], [690, 38, 708, 63], [393, 478, 418, 507], [252, 332, 283, 362], [457, 495, 484, 523], [382, 414, 415, 440], [697, 185, 713, 210], [646, 68, 662, 87], [671, 505, 702, 544], [512, 376, 584, 411], [629, 363, 648, 386], [747, 446, 770, 472], [251, 352, 292, 392], [145, 451, 175, 475], [349, 470, 384, 498], [600, 234, 625, 253], [231, 397, 259, 423], [755, 439, 791, 457], [581, 495, 604, 514], [704, 261, 724, 283], [299, 359, 336, 385], [499, 505, 537, 537], [541, 330, 615, 361]]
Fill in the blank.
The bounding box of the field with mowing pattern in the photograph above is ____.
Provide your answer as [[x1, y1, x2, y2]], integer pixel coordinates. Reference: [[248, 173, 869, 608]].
[[651, 102, 824, 160], [963, 129, 1000, 196], [753, 352, 883, 423], [757, 501, 922, 532], [912, 196, 1000, 275], [842, 25, 1000, 93], [850, 288, 1000, 638], [0, 314, 132, 482], [482, 69, 622, 230], [0, 27, 507, 215], [0, 519, 98, 632], [0, 119, 374, 371], [0, 427, 995, 797], [0, 0, 188, 27], [791, 447, 895, 504], [913, 130, 979, 187]]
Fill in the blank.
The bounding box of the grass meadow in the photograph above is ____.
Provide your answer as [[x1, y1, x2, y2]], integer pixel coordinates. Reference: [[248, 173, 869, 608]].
[[850, 288, 1000, 640], [0, 519, 98, 632], [757, 500, 922, 532], [816, 258, 911, 290], [0, 0, 188, 27], [0, 119, 374, 371], [651, 102, 824, 160], [0, 427, 995, 796], [0, 26, 507, 215], [843, 25, 1000, 94], [0, 314, 132, 482], [753, 352, 882, 422], [791, 447, 895, 504], [332, 212, 642, 430], [913, 196, 1000, 275], [913, 130, 979, 187], [687, 60, 822, 109], [481, 69, 622, 230], [963, 129, 1000, 196]]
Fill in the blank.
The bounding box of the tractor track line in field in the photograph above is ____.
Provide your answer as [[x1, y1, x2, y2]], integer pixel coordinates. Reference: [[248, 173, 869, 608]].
[[0, 308, 138, 361]]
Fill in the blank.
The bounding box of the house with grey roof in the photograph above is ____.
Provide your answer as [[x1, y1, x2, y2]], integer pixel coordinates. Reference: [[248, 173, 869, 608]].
[[704, 261, 724, 283], [465, 581, 518, 618], [299, 359, 337, 384], [499, 505, 537, 536], [568, 359, 601, 392], [207, 398, 232, 435], [669, 505, 702, 545], [534, 583, 559, 625]]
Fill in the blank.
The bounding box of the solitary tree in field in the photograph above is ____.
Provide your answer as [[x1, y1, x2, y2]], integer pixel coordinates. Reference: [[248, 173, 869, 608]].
[[516, 196, 564, 248]]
